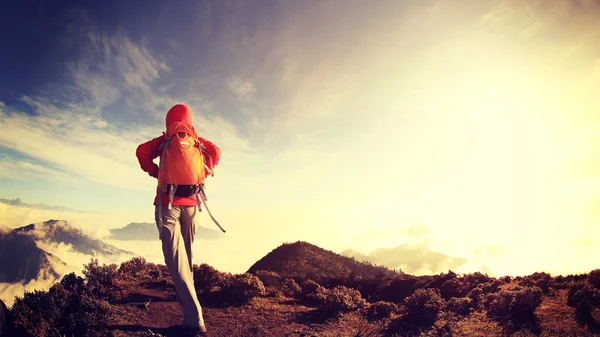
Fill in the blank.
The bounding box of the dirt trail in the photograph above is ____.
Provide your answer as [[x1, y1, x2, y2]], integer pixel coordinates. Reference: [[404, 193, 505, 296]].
[[96, 279, 385, 337]]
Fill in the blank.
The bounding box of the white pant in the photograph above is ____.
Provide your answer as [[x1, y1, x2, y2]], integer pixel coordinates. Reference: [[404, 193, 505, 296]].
[[155, 204, 205, 329]]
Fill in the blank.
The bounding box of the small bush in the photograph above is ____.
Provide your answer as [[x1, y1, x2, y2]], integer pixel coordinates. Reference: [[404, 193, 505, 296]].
[[439, 278, 464, 299], [479, 280, 502, 294], [301, 279, 322, 297], [519, 272, 553, 295], [281, 278, 302, 298], [404, 288, 445, 327], [588, 269, 600, 289], [499, 276, 511, 284], [467, 286, 484, 309], [193, 263, 229, 292], [221, 273, 266, 304], [366, 301, 398, 321], [118, 257, 148, 279], [374, 276, 419, 304], [485, 286, 542, 328], [317, 286, 367, 318], [82, 258, 119, 300], [253, 270, 282, 288], [60, 272, 90, 296], [9, 274, 111, 337], [305, 285, 329, 307], [445, 296, 472, 316], [567, 281, 600, 323]]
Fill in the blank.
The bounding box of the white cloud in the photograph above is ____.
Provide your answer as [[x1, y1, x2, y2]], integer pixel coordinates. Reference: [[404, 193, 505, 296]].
[[227, 76, 255, 100], [0, 154, 77, 183]]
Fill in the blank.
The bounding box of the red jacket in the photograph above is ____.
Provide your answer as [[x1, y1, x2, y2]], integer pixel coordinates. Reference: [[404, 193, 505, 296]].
[[136, 104, 222, 206]]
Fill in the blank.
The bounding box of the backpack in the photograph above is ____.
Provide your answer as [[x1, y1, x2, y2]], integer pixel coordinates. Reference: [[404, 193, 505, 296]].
[[156, 120, 226, 233]]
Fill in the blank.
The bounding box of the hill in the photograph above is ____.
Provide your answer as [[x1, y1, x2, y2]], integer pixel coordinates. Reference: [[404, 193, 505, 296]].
[[0, 229, 66, 283], [247, 241, 400, 283]]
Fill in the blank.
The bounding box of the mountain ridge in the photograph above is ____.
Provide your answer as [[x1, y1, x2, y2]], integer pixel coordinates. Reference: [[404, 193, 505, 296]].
[[0, 219, 132, 284], [108, 222, 221, 241], [0, 197, 101, 214]]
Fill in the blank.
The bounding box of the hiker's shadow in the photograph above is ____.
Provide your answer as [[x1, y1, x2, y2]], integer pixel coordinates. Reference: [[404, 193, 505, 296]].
[[294, 309, 335, 325], [104, 324, 196, 337]]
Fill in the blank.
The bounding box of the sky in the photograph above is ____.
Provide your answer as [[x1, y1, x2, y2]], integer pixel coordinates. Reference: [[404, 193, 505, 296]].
[[1, 0, 600, 279]]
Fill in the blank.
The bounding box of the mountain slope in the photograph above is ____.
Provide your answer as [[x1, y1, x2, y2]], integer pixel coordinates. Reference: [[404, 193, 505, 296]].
[[247, 241, 399, 282], [0, 229, 66, 283], [0, 219, 132, 284]]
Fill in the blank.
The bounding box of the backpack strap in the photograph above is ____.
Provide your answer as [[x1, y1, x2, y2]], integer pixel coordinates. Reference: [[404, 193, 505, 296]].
[[197, 185, 226, 233], [156, 184, 164, 239], [168, 184, 176, 210], [156, 133, 171, 238], [199, 142, 214, 177]]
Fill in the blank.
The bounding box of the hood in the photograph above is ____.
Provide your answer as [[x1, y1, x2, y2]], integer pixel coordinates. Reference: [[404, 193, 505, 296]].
[[165, 104, 193, 129]]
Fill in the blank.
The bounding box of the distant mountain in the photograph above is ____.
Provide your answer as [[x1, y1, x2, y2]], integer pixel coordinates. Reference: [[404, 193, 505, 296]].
[[341, 244, 468, 275], [0, 220, 132, 283], [0, 197, 100, 214], [340, 249, 372, 264], [0, 227, 66, 283], [13, 219, 131, 256], [247, 241, 400, 283], [108, 222, 221, 241]]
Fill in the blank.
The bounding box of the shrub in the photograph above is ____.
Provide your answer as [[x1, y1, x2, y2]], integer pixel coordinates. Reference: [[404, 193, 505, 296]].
[[9, 275, 111, 337], [467, 286, 484, 309], [519, 272, 553, 295], [60, 272, 90, 296], [499, 276, 511, 284], [567, 281, 600, 323], [9, 290, 53, 337], [117, 257, 148, 279], [253, 270, 282, 288], [426, 271, 458, 289], [301, 279, 322, 297], [316, 286, 367, 317], [445, 296, 472, 316], [479, 280, 502, 294], [305, 285, 329, 307], [353, 275, 390, 301], [366, 301, 398, 321], [193, 263, 229, 292], [82, 258, 119, 300], [439, 278, 464, 299], [588, 269, 600, 289], [374, 276, 419, 304], [221, 273, 266, 304], [485, 286, 543, 328], [403, 288, 445, 327], [463, 272, 492, 287], [281, 278, 302, 298]]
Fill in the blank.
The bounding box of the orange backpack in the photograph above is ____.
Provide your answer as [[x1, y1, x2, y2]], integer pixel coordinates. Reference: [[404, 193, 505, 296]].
[[156, 120, 225, 233]]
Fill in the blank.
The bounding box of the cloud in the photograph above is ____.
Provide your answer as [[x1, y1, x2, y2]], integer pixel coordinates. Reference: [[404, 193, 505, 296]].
[[227, 76, 255, 101], [0, 153, 77, 183], [403, 223, 430, 240], [0, 10, 254, 198]]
